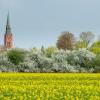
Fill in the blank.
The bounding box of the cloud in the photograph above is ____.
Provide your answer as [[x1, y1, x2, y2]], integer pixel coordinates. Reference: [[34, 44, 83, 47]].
[[0, 0, 17, 9]]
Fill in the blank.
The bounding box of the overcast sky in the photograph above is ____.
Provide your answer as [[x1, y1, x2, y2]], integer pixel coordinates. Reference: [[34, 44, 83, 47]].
[[0, 0, 100, 48]]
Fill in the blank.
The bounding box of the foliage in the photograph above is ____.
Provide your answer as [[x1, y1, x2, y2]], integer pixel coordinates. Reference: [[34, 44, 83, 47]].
[[56, 31, 75, 50], [0, 52, 8, 62], [75, 40, 87, 49], [74, 49, 96, 67], [45, 46, 58, 57], [51, 49, 95, 68], [24, 50, 53, 72], [90, 41, 100, 54], [80, 31, 94, 47], [0, 48, 98, 73], [7, 49, 26, 65], [51, 50, 69, 72], [0, 29, 100, 73], [0, 52, 15, 72], [92, 55, 100, 72], [31, 47, 38, 52]]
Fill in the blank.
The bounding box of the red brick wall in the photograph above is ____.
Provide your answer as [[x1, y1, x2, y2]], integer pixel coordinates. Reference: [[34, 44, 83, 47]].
[[4, 34, 13, 48]]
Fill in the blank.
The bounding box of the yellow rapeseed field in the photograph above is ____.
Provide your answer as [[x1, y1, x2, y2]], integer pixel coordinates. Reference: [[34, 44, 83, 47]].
[[0, 73, 100, 100]]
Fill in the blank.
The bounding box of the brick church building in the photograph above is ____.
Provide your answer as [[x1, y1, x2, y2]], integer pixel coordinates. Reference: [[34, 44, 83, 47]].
[[0, 13, 13, 51]]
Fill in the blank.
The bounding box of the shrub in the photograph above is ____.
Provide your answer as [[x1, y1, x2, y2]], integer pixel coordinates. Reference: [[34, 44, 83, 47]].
[[51, 50, 72, 72], [65, 49, 96, 67], [28, 51, 53, 72], [92, 55, 100, 72], [7, 49, 26, 65], [0, 48, 97, 73], [90, 41, 100, 54], [77, 49, 96, 68], [0, 52, 16, 72]]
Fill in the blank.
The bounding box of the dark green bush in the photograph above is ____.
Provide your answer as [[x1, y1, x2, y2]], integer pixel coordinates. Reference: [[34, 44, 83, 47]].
[[92, 55, 100, 72], [7, 49, 26, 65]]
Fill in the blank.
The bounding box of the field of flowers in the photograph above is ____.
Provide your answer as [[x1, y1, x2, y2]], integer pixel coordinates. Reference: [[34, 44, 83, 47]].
[[0, 73, 100, 100]]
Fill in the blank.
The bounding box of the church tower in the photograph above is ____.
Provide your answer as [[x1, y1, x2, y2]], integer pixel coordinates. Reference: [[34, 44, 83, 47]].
[[4, 13, 13, 49]]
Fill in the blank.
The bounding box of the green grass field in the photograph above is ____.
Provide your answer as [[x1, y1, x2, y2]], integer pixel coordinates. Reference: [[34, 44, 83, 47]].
[[0, 73, 100, 100]]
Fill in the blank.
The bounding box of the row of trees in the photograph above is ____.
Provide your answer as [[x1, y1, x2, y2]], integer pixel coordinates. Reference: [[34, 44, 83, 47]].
[[0, 48, 99, 72], [0, 31, 99, 73], [56, 31, 100, 54]]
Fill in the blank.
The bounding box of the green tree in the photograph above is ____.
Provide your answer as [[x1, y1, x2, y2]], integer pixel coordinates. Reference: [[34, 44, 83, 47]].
[[75, 40, 87, 49], [7, 49, 26, 65], [92, 55, 100, 72], [45, 46, 57, 57], [90, 41, 100, 54]]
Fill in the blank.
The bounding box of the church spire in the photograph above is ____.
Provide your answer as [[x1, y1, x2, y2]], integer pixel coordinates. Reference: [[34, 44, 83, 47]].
[[6, 12, 11, 34], [4, 12, 13, 49]]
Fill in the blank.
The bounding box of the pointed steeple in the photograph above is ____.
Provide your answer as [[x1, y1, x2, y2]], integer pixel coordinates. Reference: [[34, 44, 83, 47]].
[[6, 12, 12, 34], [4, 12, 13, 49]]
